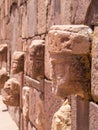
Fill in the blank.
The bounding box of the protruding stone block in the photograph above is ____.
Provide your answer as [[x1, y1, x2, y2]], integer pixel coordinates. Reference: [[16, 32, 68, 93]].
[[29, 88, 45, 129], [48, 25, 92, 99], [44, 80, 62, 130], [28, 40, 44, 80], [11, 51, 24, 74], [0, 68, 9, 89], [51, 99, 71, 130], [2, 78, 20, 106]]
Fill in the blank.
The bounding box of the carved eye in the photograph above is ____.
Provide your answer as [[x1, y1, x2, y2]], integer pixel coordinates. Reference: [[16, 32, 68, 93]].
[[7, 83, 11, 86], [61, 37, 70, 43]]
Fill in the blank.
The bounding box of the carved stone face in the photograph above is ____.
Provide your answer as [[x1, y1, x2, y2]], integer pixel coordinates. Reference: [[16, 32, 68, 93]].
[[2, 78, 20, 106], [48, 25, 92, 99], [51, 55, 91, 99], [0, 68, 9, 89], [29, 40, 44, 80], [11, 51, 24, 74]]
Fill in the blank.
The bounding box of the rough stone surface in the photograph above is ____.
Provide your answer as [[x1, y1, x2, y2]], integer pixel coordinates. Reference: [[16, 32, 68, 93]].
[[51, 99, 71, 130], [22, 86, 30, 120], [89, 102, 98, 130], [71, 0, 92, 24], [60, 0, 71, 24], [0, 68, 9, 89], [44, 80, 62, 130], [0, 1, 98, 130], [11, 51, 24, 74], [28, 40, 44, 80], [71, 96, 89, 130], [29, 87, 45, 129], [86, 0, 98, 25], [37, 0, 46, 34], [91, 26, 98, 102], [47, 25, 92, 99], [27, 0, 37, 37], [2, 78, 20, 106]]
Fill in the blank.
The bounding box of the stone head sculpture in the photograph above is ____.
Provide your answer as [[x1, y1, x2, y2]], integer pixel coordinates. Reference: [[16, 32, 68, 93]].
[[0, 68, 9, 89], [11, 51, 24, 74], [2, 78, 20, 106], [48, 25, 92, 100], [29, 40, 44, 80]]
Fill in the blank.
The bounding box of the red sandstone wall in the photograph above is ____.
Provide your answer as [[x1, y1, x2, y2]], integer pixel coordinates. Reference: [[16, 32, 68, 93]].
[[0, 0, 98, 130]]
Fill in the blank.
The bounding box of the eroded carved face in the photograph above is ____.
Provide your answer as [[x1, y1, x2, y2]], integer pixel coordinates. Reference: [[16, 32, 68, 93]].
[[11, 51, 24, 74], [51, 55, 91, 99], [48, 25, 92, 99], [2, 78, 20, 106], [29, 40, 44, 79]]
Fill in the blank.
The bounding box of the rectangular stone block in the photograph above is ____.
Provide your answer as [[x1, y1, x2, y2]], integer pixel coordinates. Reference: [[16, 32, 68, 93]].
[[71, 0, 92, 24], [29, 88, 44, 129], [21, 4, 28, 38], [46, 0, 55, 31], [24, 76, 43, 92], [71, 96, 89, 130], [60, 0, 71, 24], [89, 102, 98, 130], [37, 0, 46, 34], [27, 0, 37, 37], [45, 35, 53, 80], [44, 80, 62, 130]]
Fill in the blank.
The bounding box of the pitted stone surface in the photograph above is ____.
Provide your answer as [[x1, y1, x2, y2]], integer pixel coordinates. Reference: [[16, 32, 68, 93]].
[[0, 68, 9, 89], [47, 25, 92, 99], [51, 99, 71, 130], [92, 26, 98, 102], [2, 78, 20, 106], [11, 51, 24, 74]]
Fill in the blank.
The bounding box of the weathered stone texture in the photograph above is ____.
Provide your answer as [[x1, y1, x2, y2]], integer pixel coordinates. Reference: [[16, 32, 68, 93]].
[[71, 96, 89, 130], [11, 51, 24, 74], [60, 0, 71, 24], [27, 0, 37, 37], [2, 78, 20, 106], [86, 0, 98, 25], [21, 4, 28, 38], [29, 87, 45, 130], [37, 0, 46, 34], [22, 86, 30, 120], [0, 1, 98, 130], [91, 26, 98, 102], [28, 40, 44, 80], [71, 0, 92, 24], [89, 102, 98, 130], [47, 25, 92, 99], [44, 80, 62, 130], [51, 99, 71, 130], [0, 68, 9, 89]]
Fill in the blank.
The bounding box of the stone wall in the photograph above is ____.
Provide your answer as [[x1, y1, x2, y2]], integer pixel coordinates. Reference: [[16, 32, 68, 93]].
[[0, 0, 98, 130]]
